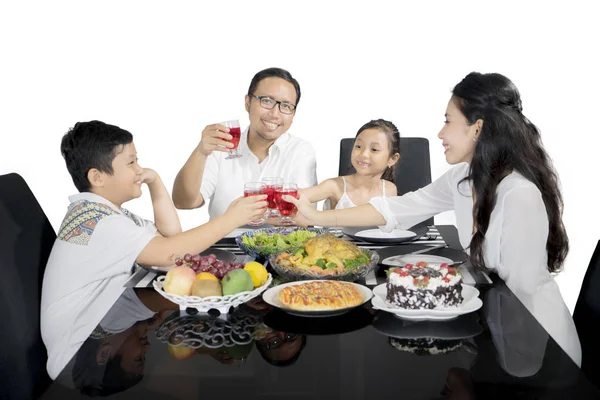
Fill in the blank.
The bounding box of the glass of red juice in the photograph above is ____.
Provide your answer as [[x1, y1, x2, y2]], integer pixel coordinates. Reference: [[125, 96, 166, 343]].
[[262, 177, 283, 219], [244, 182, 266, 226], [274, 183, 299, 226], [222, 119, 242, 160]]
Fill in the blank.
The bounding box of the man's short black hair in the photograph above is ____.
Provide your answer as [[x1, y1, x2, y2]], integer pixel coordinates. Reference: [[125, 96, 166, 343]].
[[247, 67, 301, 106]]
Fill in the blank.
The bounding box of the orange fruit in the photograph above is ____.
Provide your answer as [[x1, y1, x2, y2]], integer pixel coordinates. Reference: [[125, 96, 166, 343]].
[[196, 272, 218, 281]]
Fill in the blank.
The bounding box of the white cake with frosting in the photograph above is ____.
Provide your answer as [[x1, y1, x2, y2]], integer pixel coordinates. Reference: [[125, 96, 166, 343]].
[[385, 262, 463, 309]]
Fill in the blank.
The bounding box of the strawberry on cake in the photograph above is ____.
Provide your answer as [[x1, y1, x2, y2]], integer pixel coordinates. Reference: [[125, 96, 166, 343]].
[[386, 262, 463, 309]]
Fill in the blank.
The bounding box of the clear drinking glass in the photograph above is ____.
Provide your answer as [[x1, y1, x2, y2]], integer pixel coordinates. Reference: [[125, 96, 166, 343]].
[[262, 177, 284, 219], [274, 183, 299, 226], [223, 119, 242, 160], [244, 182, 267, 226]]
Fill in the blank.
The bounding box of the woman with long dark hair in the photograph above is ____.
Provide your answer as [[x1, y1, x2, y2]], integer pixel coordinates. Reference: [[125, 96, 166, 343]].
[[286, 72, 579, 364]]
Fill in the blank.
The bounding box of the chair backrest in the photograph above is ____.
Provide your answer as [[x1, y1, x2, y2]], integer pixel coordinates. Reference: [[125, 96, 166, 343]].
[[338, 137, 433, 226], [573, 240, 600, 389], [0, 173, 55, 399]]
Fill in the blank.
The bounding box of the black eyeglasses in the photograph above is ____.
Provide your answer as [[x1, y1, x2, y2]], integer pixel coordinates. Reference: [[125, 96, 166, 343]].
[[252, 95, 297, 115], [257, 333, 300, 350]]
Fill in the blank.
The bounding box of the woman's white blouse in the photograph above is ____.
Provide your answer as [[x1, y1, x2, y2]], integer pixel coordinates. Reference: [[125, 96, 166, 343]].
[[369, 162, 581, 366]]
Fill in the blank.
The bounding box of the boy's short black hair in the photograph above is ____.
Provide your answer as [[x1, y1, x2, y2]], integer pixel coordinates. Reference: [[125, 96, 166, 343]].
[[60, 120, 133, 192]]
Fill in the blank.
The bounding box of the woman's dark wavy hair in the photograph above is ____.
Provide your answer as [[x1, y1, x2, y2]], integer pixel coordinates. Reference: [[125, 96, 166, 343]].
[[354, 119, 401, 182], [453, 72, 568, 273]]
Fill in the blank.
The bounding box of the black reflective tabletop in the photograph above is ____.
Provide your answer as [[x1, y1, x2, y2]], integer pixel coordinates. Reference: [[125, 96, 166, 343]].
[[39, 279, 599, 399], [39, 226, 600, 399]]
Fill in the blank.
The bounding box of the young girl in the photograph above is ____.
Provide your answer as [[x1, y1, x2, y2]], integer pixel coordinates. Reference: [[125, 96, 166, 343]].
[[300, 119, 400, 210], [285, 73, 579, 366]]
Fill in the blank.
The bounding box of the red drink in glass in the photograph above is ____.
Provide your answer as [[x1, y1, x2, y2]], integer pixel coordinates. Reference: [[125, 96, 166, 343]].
[[275, 190, 298, 216], [262, 177, 284, 219], [275, 183, 299, 225], [265, 185, 281, 209], [223, 120, 242, 160], [244, 190, 263, 198], [243, 182, 266, 226], [228, 126, 241, 150]]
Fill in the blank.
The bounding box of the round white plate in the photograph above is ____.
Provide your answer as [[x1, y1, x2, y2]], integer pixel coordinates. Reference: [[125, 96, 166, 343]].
[[371, 284, 482, 321], [372, 312, 483, 340], [381, 254, 454, 267], [355, 229, 416, 240], [262, 280, 373, 318]]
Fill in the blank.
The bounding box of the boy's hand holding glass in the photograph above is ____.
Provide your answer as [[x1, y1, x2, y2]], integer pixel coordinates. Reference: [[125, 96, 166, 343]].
[[225, 194, 268, 227], [244, 182, 268, 226], [197, 123, 235, 157]]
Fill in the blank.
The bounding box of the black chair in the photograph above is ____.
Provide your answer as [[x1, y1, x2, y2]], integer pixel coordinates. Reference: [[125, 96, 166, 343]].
[[0, 173, 55, 399], [338, 137, 433, 226], [573, 240, 600, 390]]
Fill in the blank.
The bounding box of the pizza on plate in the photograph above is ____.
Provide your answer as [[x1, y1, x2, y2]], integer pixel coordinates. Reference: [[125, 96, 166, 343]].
[[277, 281, 364, 311]]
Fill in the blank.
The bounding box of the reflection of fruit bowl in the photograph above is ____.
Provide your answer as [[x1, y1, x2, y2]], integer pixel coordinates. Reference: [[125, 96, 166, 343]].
[[235, 227, 328, 258], [156, 308, 271, 363], [268, 249, 379, 282], [153, 274, 273, 314]]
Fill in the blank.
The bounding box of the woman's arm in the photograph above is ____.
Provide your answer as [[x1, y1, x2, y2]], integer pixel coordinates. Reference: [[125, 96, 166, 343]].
[[289, 164, 464, 229], [287, 194, 386, 227], [369, 164, 462, 230]]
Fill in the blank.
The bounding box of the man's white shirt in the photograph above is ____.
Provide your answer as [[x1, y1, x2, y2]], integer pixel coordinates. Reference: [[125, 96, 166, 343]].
[[200, 128, 318, 219]]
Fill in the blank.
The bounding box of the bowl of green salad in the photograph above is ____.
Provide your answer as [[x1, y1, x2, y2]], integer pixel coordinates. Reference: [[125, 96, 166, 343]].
[[235, 227, 328, 259]]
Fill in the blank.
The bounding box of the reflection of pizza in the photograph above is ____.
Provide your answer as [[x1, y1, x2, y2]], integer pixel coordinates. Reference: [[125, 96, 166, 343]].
[[278, 281, 364, 311]]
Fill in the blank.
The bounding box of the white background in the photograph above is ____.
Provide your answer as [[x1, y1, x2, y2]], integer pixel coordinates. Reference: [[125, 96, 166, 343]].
[[1, 1, 599, 312]]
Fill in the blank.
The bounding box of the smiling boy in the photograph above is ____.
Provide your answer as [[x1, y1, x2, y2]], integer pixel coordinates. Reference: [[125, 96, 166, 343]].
[[41, 120, 266, 379]]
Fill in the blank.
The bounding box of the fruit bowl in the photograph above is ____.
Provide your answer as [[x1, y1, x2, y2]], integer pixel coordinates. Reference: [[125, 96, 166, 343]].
[[235, 226, 328, 259], [153, 274, 273, 314], [268, 249, 379, 282]]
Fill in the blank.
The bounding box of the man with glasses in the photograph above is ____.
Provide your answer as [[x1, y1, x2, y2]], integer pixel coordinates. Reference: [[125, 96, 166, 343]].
[[172, 67, 318, 220]]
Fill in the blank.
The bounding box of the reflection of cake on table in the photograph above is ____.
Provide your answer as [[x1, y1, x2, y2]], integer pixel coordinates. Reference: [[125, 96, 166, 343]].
[[388, 337, 463, 355], [386, 262, 463, 309]]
